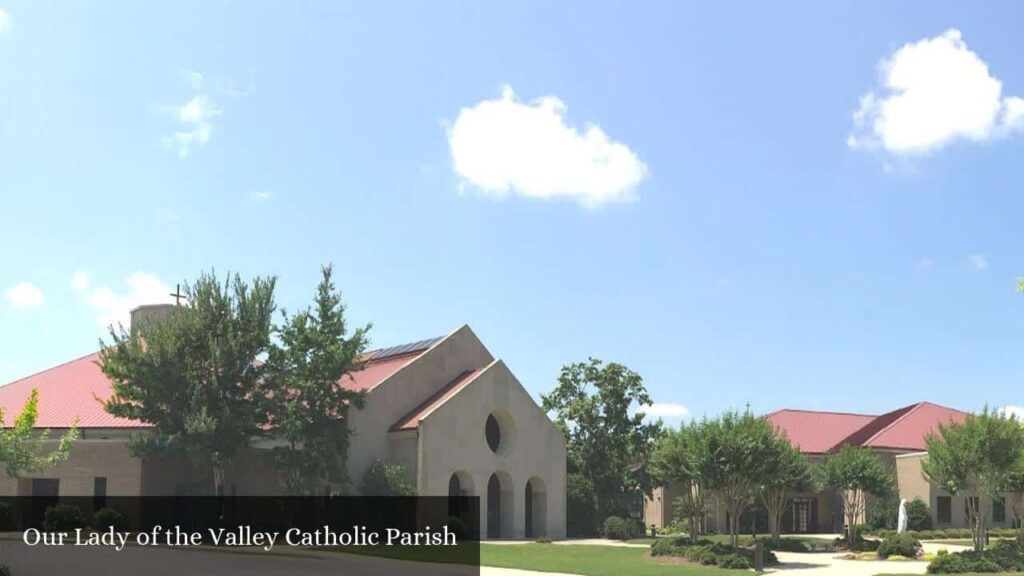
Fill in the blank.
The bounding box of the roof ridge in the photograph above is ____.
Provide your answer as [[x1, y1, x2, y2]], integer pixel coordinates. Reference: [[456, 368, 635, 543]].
[[0, 350, 100, 389], [771, 408, 877, 418], [851, 401, 925, 446]]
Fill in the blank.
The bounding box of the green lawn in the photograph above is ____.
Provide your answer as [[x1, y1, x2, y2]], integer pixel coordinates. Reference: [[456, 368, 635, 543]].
[[323, 543, 737, 576]]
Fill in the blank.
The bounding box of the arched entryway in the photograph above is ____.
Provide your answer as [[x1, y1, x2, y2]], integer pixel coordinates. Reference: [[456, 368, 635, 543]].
[[525, 477, 548, 538], [487, 471, 513, 538], [448, 471, 474, 520]]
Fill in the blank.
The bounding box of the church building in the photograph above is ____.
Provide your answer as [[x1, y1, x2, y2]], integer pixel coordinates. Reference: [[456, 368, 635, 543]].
[[0, 304, 567, 539]]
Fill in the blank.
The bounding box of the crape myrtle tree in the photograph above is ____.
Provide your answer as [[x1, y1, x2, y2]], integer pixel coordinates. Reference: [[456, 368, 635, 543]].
[[0, 389, 79, 477], [1009, 455, 1024, 537], [759, 434, 820, 545], [702, 410, 779, 549], [649, 421, 713, 544], [261, 265, 371, 494], [541, 358, 661, 525], [823, 444, 894, 545], [922, 407, 1024, 551], [101, 272, 277, 495]]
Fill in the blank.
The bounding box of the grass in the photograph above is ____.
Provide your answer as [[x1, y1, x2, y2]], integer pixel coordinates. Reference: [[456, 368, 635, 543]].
[[322, 542, 738, 575]]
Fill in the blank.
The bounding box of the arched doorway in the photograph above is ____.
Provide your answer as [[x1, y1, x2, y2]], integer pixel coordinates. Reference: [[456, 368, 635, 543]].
[[448, 471, 474, 520], [487, 471, 513, 538], [525, 477, 547, 538]]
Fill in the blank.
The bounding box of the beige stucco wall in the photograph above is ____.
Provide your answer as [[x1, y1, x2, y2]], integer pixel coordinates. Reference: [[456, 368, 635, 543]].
[[346, 325, 494, 486], [415, 359, 567, 539], [0, 436, 142, 497]]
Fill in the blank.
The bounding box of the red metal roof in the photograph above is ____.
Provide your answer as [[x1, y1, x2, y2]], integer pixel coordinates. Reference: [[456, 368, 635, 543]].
[[767, 402, 968, 454], [390, 368, 484, 432], [766, 409, 876, 454], [0, 342, 433, 429], [0, 352, 144, 429]]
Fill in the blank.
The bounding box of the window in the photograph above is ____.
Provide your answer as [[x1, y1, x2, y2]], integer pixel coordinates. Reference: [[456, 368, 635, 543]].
[[486, 414, 501, 453], [993, 497, 1006, 523], [937, 496, 952, 523], [93, 477, 107, 509]]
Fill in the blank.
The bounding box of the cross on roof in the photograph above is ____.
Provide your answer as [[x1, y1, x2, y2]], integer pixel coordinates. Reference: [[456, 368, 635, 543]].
[[169, 284, 187, 306]]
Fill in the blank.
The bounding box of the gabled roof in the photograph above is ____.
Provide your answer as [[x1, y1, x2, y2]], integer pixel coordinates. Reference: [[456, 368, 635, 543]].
[[855, 402, 967, 451], [0, 337, 441, 429], [767, 401, 968, 454]]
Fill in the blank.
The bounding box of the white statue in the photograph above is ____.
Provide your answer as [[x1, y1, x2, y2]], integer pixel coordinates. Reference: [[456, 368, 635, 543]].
[[897, 498, 908, 534]]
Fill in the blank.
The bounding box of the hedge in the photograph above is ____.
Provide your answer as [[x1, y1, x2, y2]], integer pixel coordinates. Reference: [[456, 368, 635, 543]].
[[650, 537, 779, 569], [927, 540, 1024, 573], [871, 528, 1022, 540]]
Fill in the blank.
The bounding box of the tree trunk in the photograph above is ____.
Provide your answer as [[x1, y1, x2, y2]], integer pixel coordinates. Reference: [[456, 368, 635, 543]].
[[769, 513, 780, 544]]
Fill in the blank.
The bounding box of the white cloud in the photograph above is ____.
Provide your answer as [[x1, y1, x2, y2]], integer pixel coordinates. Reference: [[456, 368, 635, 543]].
[[447, 86, 648, 208], [0, 8, 11, 37], [77, 272, 173, 328], [181, 69, 204, 90], [969, 253, 989, 270], [70, 271, 90, 292], [4, 282, 44, 310], [165, 94, 220, 158], [1000, 405, 1024, 421], [251, 190, 272, 202], [161, 70, 224, 158], [848, 30, 1024, 155], [644, 402, 690, 419]]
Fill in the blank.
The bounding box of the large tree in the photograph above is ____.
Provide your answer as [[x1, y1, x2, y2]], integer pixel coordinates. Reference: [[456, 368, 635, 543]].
[[759, 434, 820, 544], [0, 389, 79, 477], [701, 411, 778, 548], [262, 265, 370, 494], [541, 358, 660, 522], [649, 421, 713, 544], [823, 444, 894, 545], [101, 272, 276, 495], [922, 408, 1024, 551]]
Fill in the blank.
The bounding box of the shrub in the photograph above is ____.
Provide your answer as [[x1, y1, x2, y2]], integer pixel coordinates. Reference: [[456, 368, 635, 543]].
[[718, 553, 753, 569], [650, 538, 778, 567], [907, 498, 934, 531], [566, 474, 598, 537], [359, 459, 416, 496], [603, 516, 633, 540], [446, 516, 467, 541], [927, 540, 1024, 573], [92, 507, 126, 531], [43, 503, 87, 532], [878, 534, 922, 559]]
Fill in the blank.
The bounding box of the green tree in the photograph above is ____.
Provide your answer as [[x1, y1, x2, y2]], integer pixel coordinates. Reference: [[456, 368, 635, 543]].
[[0, 389, 78, 477], [922, 407, 1024, 550], [701, 411, 779, 548], [1009, 459, 1024, 537], [100, 272, 276, 495], [541, 358, 660, 523], [566, 473, 599, 537], [359, 459, 416, 496], [759, 435, 820, 544], [262, 265, 370, 494], [823, 444, 894, 545], [649, 421, 713, 544]]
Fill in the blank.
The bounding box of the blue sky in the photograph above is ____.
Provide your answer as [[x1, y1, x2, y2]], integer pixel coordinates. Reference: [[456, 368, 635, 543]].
[[2, 1, 1024, 421]]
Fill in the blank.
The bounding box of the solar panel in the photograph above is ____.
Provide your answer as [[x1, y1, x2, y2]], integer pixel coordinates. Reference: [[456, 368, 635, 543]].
[[368, 336, 443, 360]]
